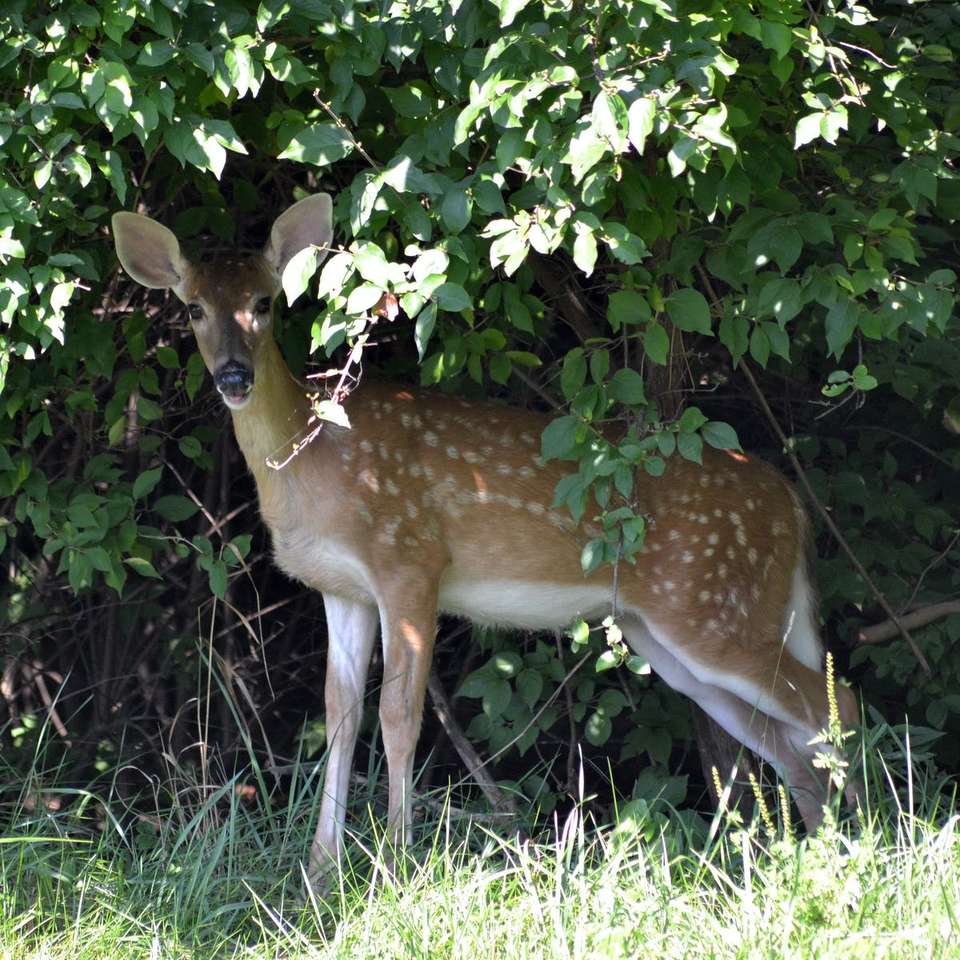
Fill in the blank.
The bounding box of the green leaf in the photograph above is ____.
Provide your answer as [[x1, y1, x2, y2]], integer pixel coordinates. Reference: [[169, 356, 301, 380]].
[[592, 92, 629, 152], [760, 21, 792, 59], [541, 416, 580, 460], [757, 278, 803, 325], [488, 353, 511, 384], [137, 40, 176, 67], [825, 301, 857, 358], [678, 407, 707, 433], [208, 560, 228, 599], [483, 678, 512, 720], [563, 127, 608, 183], [492, 652, 524, 678], [499, 0, 533, 26], [590, 349, 610, 385], [702, 421, 741, 450], [626, 655, 650, 676], [133, 467, 163, 500], [517, 669, 543, 708], [749, 222, 802, 273], [609, 369, 646, 405], [414, 301, 437, 361], [719, 314, 749, 363], [314, 400, 351, 428], [278, 124, 354, 167], [384, 83, 434, 118], [749, 326, 770, 367], [678, 431, 703, 463], [628, 98, 656, 156], [125, 557, 161, 579], [794, 113, 823, 148], [281, 245, 319, 305], [457, 670, 490, 698], [644, 323, 669, 365], [153, 495, 200, 522], [763, 322, 791, 361], [852, 364, 878, 391], [581, 539, 605, 574], [435, 283, 471, 312], [561, 349, 587, 401], [607, 290, 650, 332], [156, 346, 179, 369], [585, 710, 612, 745], [598, 689, 628, 717], [346, 283, 383, 315], [441, 187, 472, 234], [572, 227, 598, 276], [601, 223, 647, 265], [666, 288, 712, 334], [353, 243, 389, 283], [821, 107, 847, 145]]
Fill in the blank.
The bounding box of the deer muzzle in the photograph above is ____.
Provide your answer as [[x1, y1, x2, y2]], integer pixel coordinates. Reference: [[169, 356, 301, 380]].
[[214, 360, 254, 409]]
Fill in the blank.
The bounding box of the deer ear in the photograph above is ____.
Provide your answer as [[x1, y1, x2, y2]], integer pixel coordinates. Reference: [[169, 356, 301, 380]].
[[263, 194, 333, 277], [112, 212, 185, 290]]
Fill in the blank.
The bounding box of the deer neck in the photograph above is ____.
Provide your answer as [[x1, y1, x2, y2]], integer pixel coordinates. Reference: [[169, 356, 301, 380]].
[[229, 337, 313, 485]]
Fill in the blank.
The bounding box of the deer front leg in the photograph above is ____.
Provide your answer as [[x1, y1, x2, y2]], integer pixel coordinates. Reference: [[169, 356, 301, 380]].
[[377, 582, 439, 849], [309, 594, 379, 880]]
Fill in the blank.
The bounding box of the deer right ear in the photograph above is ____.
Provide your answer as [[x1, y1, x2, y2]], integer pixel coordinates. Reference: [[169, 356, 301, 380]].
[[112, 212, 185, 290], [263, 193, 333, 277]]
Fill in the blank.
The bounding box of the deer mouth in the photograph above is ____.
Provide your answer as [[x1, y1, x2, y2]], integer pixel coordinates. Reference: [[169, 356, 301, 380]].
[[219, 388, 252, 410], [214, 361, 254, 409]]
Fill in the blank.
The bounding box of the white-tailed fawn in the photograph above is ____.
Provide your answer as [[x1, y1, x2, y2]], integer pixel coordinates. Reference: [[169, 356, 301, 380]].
[[112, 194, 858, 880]]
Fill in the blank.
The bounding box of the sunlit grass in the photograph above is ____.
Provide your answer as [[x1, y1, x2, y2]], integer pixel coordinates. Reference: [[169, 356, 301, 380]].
[[2, 717, 959, 959]]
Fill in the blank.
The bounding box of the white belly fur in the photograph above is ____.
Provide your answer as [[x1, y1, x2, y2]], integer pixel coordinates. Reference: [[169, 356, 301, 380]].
[[271, 534, 613, 630], [438, 576, 611, 630]]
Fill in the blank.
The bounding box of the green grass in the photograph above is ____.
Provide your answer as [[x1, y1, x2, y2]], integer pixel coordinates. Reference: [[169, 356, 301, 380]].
[[2, 720, 959, 959]]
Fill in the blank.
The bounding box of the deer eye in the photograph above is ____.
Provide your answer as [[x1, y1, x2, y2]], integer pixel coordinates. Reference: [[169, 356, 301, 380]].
[[187, 303, 203, 321], [255, 296, 272, 315]]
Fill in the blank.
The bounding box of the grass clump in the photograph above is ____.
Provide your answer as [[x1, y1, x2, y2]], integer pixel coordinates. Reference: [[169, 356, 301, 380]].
[[1, 716, 959, 959]]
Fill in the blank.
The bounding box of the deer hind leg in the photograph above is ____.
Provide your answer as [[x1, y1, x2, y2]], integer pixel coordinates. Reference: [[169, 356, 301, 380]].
[[376, 579, 440, 850], [621, 616, 856, 831], [309, 594, 379, 880]]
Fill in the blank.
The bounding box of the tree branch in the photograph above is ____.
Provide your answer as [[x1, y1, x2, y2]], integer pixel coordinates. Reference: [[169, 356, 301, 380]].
[[858, 600, 960, 645], [426, 669, 520, 820], [736, 358, 932, 676]]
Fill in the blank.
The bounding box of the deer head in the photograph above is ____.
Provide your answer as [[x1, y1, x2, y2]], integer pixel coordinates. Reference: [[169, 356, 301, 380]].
[[111, 194, 333, 409]]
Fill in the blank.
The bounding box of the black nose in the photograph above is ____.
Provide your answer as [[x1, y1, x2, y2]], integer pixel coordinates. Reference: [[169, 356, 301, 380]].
[[214, 360, 253, 400]]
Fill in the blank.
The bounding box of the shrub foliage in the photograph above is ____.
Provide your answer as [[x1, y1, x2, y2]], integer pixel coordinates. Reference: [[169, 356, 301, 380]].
[[0, 0, 958, 811]]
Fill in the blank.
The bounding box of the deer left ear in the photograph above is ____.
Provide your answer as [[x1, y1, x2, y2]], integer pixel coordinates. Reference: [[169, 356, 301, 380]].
[[112, 212, 186, 290], [263, 194, 333, 277]]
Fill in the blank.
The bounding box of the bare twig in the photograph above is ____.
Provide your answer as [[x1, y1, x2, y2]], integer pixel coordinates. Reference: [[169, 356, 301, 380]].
[[850, 425, 957, 472], [426, 670, 520, 819], [267, 331, 372, 470], [736, 358, 931, 676], [313, 93, 380, 171], [835, 40, 896, 69], [858, 600, 960, 645], [903, 531, 960, 613]]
